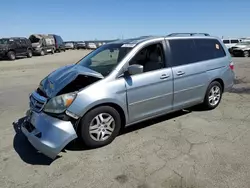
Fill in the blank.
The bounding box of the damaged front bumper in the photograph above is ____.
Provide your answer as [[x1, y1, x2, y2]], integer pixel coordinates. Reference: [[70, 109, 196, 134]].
[[21, 110, 77, 159]]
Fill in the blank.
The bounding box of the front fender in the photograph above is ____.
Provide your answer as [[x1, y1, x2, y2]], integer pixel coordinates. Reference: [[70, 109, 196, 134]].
[[67, 80, 128, 123]]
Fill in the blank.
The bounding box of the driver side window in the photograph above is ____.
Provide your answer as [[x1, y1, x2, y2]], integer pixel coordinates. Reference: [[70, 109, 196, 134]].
[[129, 43, 165, 73]]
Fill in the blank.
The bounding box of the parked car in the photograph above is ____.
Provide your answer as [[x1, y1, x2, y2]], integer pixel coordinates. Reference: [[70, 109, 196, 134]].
[[96, 42, 103, 48], [29, 34, 56, 56], [0, 37, 32, 60], [230, 41, 250, 57], [64, 42, 75, 50], [48, 34, 66, 52], [86, 42, 97, 49], [76, 41, 86, 49], [222, 38, 242, 49], [21, 33, 235, 159]]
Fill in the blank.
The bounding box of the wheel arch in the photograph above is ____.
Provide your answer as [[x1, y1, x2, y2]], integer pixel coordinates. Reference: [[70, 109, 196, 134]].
[[8, 49, 15, 53], [75, 102, 127, 134], [211, 78, 224, 93]]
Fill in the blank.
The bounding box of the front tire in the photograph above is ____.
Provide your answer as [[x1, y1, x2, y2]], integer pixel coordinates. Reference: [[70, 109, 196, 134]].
[[7, 51, 16, 60], [40, 50, 45, 56], [80, 106, 121, 148], [202, 81, 222, 110]]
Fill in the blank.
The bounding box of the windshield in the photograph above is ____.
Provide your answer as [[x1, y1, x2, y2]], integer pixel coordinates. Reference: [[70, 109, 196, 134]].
[[29, 35, 41, 43], [0, 39, 10, 45], [77, 43, 132, 77]]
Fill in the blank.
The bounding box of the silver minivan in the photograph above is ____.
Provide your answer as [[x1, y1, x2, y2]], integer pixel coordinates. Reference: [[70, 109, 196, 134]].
[[21, 33, 235, 159]]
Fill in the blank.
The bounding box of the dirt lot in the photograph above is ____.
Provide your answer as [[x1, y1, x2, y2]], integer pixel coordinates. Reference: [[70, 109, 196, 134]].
[[0, 50, 250, 188]]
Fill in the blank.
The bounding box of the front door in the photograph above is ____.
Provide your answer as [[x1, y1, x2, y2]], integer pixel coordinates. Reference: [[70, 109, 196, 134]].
[[125, 42, 174, 123]]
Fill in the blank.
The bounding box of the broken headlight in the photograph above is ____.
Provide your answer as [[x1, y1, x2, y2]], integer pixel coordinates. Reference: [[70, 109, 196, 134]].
[[43, 93, 77, 114]]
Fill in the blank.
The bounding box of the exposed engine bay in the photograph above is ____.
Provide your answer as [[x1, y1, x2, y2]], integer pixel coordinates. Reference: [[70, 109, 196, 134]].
[[56, 75, 101, 95]]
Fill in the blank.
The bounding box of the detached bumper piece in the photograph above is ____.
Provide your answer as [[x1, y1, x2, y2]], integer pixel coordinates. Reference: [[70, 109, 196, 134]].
[[21, 111, 77, 159]]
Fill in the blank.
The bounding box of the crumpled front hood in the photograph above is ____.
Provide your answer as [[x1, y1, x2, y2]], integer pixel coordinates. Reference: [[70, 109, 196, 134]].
[[41, 64, 104, 98]]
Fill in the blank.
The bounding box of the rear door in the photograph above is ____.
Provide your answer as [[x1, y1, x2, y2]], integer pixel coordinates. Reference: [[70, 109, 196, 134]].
[[14, 39, 23, 55], [20, 39, 28, 54], [168, 39, 208, 110]]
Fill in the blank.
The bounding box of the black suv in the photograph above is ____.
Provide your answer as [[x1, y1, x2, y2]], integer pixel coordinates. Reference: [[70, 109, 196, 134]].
[[0, 37, 33, 60]]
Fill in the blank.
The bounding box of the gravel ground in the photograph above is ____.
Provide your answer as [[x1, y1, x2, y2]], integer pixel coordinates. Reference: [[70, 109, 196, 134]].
[[0, 50, 250, 188]]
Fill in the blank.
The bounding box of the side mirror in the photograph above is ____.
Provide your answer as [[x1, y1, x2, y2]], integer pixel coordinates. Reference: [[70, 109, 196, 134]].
[[127, 64, 143, 75]]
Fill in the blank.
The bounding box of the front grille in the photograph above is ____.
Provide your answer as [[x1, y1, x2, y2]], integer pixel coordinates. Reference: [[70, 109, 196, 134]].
[[29, 91, 47, 112]]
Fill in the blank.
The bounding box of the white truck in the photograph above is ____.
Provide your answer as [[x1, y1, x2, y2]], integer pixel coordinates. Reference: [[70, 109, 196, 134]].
[[222, 38, 242, 49]]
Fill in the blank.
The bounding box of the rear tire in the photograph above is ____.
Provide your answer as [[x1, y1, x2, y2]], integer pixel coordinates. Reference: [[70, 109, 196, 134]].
[[80, 106, 121, 148], [7, 51, 16, 60], [27, 49, 32, 58], [243, 51, 249, 57], [202, 81, 222, 110]]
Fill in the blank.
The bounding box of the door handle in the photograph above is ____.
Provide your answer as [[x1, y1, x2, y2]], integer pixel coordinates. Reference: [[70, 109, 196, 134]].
[[160, 74, 170, 79], [176, 71, 185, 76]]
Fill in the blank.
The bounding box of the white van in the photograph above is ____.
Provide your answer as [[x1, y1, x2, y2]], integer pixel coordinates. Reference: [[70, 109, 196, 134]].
[[222, 38, 242, 49]]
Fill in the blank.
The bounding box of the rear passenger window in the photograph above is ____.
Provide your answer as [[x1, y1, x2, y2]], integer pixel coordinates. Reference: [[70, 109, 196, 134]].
[[20, 39, 26, 45], [169, 39, 197, 66], [231, 40, 239, 43], [194, 39, 226, 61], [223, 40, 230, 44]]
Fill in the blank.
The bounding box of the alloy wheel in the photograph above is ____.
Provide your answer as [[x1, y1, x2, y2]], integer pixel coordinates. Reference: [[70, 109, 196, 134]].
[[208, 85, 221, 106], [89, 113, 115, 141]]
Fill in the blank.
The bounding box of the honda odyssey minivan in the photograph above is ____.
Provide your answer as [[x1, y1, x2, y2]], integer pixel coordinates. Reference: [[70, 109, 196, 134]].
[[21, 33, 235, 159]]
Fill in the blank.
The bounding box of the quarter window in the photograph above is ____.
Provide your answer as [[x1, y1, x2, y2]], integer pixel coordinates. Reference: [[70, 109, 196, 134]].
[[194, 39, 226, 61]]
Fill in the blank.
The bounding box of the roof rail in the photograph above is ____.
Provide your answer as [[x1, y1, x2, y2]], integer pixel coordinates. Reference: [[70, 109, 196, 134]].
[[167, 33, 210, 37]]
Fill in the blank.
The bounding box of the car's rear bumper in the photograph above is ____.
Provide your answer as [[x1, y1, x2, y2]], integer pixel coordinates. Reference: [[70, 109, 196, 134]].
[[21, 110, 77, 159], [224, 71, 236, 92]]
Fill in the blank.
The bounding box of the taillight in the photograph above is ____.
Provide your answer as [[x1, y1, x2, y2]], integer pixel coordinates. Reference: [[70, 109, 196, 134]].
[[229, 61, 234, 70]]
